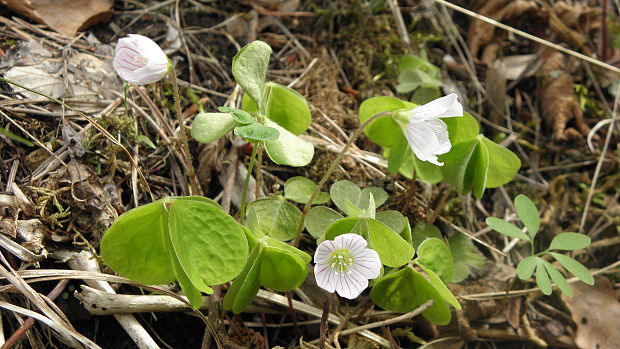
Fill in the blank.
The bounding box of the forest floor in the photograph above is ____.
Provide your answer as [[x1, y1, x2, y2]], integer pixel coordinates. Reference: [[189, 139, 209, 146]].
[[0, 0, 619, 348]]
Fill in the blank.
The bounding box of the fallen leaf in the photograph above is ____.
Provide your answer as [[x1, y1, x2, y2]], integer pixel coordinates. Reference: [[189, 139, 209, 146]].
[[562, 276, 620, 349], [0, 0, 113, 36], [538, 48, 590, 140]]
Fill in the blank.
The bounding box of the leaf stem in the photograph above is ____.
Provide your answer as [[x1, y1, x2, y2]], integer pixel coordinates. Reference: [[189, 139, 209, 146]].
[[170, 67, 199, 196], [240, 142, 259, 225], [292, 111, 393, 246], [319, 292, 334, 349]]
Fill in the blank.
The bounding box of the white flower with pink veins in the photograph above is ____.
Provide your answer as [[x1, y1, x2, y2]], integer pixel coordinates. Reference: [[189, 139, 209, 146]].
[[402, 93, 464, 166], [113, 34, 169, 85], [314, 233, 381, 299]]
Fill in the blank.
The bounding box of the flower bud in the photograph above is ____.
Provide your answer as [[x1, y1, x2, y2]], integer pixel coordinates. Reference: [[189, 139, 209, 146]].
[[113, 34, 169, 85]]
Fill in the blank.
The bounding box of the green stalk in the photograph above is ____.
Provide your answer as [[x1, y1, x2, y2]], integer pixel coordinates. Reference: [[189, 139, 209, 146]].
[[292, 111, 393, 246], [169, 67, 199, 195], [240, 142, 259, 225]]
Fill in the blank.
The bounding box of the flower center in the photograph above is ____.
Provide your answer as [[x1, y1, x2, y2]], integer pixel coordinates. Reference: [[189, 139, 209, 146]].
[[329, 249, 354, 275]]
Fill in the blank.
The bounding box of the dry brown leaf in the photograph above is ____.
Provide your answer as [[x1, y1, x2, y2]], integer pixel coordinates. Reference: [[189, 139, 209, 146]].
[[467, 0, 538, 61], [0, 0, 113, 36], [538, 49, 590, 140], [562, 277, 620, 349]]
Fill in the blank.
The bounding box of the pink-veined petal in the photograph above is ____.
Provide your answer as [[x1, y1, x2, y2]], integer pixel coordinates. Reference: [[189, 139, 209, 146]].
[[408, 93, 463, 121], [334, 233, 367, 253], [114, 34, 168, 85], [334, 271, 369, 299], [314, 262, 336, 293], [350, 248, 381, 279], [314, 239, 337, 265]]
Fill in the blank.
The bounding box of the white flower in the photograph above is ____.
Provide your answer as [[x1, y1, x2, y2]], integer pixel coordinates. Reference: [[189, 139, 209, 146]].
[[113, 34, 169, 85], [403, 93, 464, 166], [314, 233, 381, 299]]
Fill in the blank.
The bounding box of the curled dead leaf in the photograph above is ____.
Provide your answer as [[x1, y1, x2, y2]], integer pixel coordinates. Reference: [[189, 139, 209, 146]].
[[0, 0, 113, 36], [538, 49, 590, 140]]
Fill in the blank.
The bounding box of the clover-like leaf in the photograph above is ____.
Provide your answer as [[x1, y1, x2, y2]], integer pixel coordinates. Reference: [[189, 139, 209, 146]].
[[359, 96, 414, 148], [222, 244, 263, 314], [481, 136, 521, 188], [411, 223, 442, 250], [234, 122, 279, 142], [517, 256, 539, 280], [416, 238, 453, 283], [370, 267, 451, 325], [330, 180, 388, 214], [448, 232, 485, 282], [284, 176, 329, 204], [218, 106, 254, 124], [232, 41, 271, 106], [367, 218, 414, 267], [248, 196, 301, 241], [418, 264, 461, 310], [305, 206, 343, 239], [260, 243, 309, 291], [263, 118, 314, 167], [191, 112, 237, 144]]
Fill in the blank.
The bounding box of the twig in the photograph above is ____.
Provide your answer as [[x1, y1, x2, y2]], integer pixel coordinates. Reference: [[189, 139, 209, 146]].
[[431, 0, 620, 75], [579, 86, 619, 233]]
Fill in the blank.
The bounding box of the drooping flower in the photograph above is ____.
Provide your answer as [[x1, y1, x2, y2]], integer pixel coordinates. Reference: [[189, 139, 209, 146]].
[[400, 93, 463, 166], [113, 34, 169, 85], [314, 233, 381, 299]]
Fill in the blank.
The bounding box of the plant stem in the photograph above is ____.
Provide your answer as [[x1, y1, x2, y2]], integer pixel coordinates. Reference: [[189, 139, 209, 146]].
[[319, 292, 334, 349], [240, 143, 258, 225], [293, 111, 393, 246], [170, 67, 199, 196]]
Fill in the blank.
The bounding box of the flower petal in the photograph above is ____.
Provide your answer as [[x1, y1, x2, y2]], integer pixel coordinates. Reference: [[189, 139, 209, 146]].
[[314, 239, 337, 265], [408, 93, 463, 122], [314, 262, 336, 293], [351, 248, 381, 279], [113, 34, 169, 85], [405, 119, 444, 166], [334, 233, 367, 253], [334, 271, 369, 299]]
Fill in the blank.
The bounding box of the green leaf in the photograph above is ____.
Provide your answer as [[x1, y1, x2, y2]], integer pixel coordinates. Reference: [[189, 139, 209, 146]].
[[411, 223, 442, 251], [232, 41, 271, 107], [324, 217, 361, 241], [263, 82, 311, 135], [284, 176, 329, 204], [514, 195, 540, 239], [217, 106, 254, 124], [411, 154, 444, 183], [396, 69, 422, 93], [442, 112, 479, 144], [263, 118, 314, 167], [170, 250, 204, 308], [329, 180, 388, 214], [411, 86, 441, 104], [469, 140, 490, 199], [359, 96, 413, 148], [375, 210, 405, 236], [549, 233, 591, 251], [550, 252, 594, 285], [305, 206, 343, 239], [168, 199, 249, 287], [191, 112, 237, 144], [480, 136, 521, 188], [370, 267, 452, 325], [387, 134, 409, 174], [247, 197, 301, 241], [223, 244, 263, 314], [260, 243, 309, 291], [535, 261, 552, 295], [234, 122, 279, 142], [135, 134, 156, 149], [486, 217, 530, 241], [416, 238, 453, 283], [439, 139, 479, 194], [367, 218, 414, 267], [101, 199, 175, 285], [541, 259, 572, 296], [418, 264, 461, 310], [517, 256, 539, 280], [448, 232, 485, 282]]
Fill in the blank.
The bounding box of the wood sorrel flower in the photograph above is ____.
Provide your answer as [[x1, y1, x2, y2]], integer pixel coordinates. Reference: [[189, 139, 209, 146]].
[[314, 233, 381, 299], [398, 93, 463, 166], [113, 34, 169, 85]]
